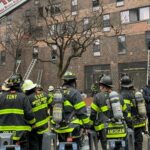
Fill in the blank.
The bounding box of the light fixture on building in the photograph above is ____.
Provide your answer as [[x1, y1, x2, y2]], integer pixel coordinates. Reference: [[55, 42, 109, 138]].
[[34, 0, 40, 5], [32, 46, 39, 59]]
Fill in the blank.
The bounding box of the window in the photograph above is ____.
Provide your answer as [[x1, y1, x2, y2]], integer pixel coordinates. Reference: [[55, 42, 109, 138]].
[[83, 18, 89, 31], [93, 39, 100, 56], [121, 11, 129, 24], [92, 0, 99, 11], [146, 31, 150, 50], [118, 35, 126, 53], [103, 14, 110, 32], [50, 4, 61, 15], [0, 51, 6, 65], [116, 0, 124, 7], [121, 7, 150, 24], [71, 0, 78, 15], [140, 7, 150, 21], [129, 9, 139, 22]]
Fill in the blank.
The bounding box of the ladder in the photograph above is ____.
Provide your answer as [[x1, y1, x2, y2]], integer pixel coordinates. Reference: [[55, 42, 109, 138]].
[[23, 59, 37, 80], [147, 50, 150, 85], [36, 69, 43, 85], [15, 60, 21, 73]]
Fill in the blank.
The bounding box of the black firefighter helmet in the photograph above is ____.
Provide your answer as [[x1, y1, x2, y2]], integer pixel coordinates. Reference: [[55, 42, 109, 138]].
[[120, 74, 133, 88], [7, 74, 22, 88], [62, 71, 77, 81], [99, 75, 113, 88]]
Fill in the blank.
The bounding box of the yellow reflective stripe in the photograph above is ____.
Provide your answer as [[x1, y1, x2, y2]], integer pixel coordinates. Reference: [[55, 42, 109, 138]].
[[90, 119, 93, 125], [0, 126, 31, 131], [127, 113, 131, 117], [107, 133, 127, 138], [37, 128, 49, 134], [122, 104, 127, 111], [0, 109, 24, 115], [108, 123, 125, 128], [13, 136, 20, 141], [55, 128, 74, 133], [82, 117, 90, 124], [124, 99, 131, 105], [28, 118, 36, 124], [91, 103, 99, 112], [71, 119, 82, 125], [134, 123, 146, 128], [101, 106, 108, 112], [34, 117, 50, 128], [74, 101, 86, 110], [51, 119, 55, 124], [64, 100, 73, 107], [94, 123, 105, 131], [48, 96, 53, 104], [32, 103, 48, 112]]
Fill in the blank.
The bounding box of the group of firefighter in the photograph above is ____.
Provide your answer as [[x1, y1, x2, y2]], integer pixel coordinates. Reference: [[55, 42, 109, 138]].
[[0, 71, 149, 150]]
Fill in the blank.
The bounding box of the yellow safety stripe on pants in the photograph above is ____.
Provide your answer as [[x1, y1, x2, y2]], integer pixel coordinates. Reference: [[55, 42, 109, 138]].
[[37, 128, 49, 134], [94, 124, 105, 131], [54, 128, 74, 133], [32, 103, 48, 112], [34, 116, 50, 128], [91, 103, 99, 112], [0, 109, 24, 115], [64, 100, 73, 107], [107, 133, 127, 138], [28, 118, 36, 124], [0, 126, 31, 131], [74, 101, 86, 110], [82, 117, 90, 124], [124, 99, 131, 105], [13, 136, 20, 141], [101, 106, 109, 112], [134, 123, 146, 128]]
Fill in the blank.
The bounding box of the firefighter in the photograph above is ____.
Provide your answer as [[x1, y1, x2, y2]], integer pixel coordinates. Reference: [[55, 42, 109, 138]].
[[50, 71, 90, 148], [90, 75, 127, 150], [120, 74, 146, 150], [22, 80, 51, 150], [142, 79, 150, 133], [0, 74, 36, 150]]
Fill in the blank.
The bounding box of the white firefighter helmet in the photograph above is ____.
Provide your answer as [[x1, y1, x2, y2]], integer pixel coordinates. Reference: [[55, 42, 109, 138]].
[[22, 80, 37, 91], [48, 85, 54, 92]]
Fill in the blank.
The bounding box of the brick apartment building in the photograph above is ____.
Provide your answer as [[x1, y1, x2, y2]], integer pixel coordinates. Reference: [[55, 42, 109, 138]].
[[0, 0, 150, 95]]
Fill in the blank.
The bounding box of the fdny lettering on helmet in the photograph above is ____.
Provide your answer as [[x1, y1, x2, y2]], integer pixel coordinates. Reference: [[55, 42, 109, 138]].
[[6, 94, 17, 99], [107, 128, 125, 134]]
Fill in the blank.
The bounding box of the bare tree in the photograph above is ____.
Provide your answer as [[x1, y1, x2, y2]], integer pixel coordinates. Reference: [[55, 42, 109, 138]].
[[29, 0, 122, 81], [0, 15, 32, 74]]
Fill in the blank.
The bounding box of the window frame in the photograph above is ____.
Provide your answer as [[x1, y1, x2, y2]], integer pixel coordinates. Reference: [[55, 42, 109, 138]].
[[103, 14, 110, 32], [118, 35, 127, 54], [93, 39, 101, 56]]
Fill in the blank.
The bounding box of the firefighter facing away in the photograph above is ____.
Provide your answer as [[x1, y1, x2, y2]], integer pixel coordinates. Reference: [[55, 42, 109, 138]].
[[0, 74, 36, 150], [120, 74, 146, 150], [22, 79, 51, 150], [50, 71, 90, 149], [90, 75, 127, 150]]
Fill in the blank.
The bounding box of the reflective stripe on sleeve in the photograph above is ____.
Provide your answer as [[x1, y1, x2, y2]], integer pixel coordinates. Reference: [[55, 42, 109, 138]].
[[64, 100, 73, 107], [28, 118, 36, 124], [74, 101, 86, 110], [94, 123, 105, 131], [101, 106, 109, 112], [82, 117, 90, 124], [91, 103, 99, 112], [124, 99, 131, 105], [34, 116, 50, 128]]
